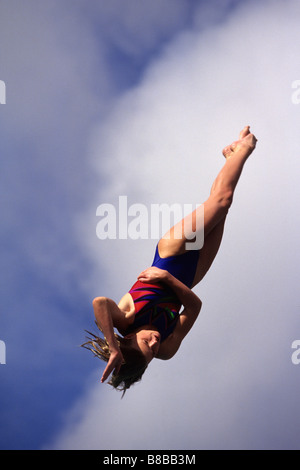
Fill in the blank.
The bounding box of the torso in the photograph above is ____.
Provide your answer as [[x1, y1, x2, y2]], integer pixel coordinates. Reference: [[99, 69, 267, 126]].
[[117, 243, 199, 341], [120, 281, 181, 342]]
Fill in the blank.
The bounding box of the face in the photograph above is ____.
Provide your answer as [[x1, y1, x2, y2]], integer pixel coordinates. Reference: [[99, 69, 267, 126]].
[[131, 328, 161, 364]]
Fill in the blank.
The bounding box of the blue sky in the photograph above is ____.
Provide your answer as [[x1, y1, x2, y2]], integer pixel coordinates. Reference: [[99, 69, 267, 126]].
[[1, 0, 300, 450]]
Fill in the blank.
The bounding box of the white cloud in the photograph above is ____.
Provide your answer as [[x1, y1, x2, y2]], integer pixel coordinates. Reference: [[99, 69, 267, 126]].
[[47, 0, 300, 450]]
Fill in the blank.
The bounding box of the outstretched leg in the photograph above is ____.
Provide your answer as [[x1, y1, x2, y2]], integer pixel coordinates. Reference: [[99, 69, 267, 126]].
[[158, 126, 257, 261]]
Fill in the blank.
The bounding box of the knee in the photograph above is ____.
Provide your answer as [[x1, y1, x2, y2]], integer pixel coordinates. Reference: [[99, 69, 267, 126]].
[[214, 189, 233, 211]]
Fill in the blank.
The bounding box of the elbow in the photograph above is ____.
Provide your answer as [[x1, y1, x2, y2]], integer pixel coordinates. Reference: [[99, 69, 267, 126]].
[[196, 299, 202, 315], [92, 296, 108, 308], [92, 296, 109, 325], [186, 298, 202, 317]]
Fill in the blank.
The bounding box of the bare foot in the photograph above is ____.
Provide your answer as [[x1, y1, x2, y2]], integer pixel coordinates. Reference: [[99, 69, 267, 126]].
[[222, 126, 257, 160]]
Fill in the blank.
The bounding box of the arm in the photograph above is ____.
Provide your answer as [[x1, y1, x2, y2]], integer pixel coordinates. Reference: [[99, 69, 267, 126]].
[[162, 271, 202, 315], [137, 268, 202, 359], [138, 267, 202, 315], [160, 272, 202, 358], [92, 297, 125, 382]]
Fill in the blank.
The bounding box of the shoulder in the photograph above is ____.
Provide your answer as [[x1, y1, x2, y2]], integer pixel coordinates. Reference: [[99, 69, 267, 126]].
[[93, 295, 135, 334], [114, 293, 136, 335], [118, 293, 135, 320]]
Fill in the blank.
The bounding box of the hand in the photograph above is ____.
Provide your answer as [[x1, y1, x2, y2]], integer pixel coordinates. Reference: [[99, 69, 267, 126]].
[[137, 267, 168, 284], [101, 347, 124, 383]]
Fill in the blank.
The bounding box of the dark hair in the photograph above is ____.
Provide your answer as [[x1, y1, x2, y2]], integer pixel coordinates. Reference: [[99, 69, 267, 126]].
[[81, 327, 148, 397]]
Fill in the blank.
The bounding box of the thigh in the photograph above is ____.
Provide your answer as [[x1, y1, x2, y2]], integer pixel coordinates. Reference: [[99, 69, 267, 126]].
[[191, 217, 226, 287], [158, 204, 204, 257], [158, 195, 228, 258]]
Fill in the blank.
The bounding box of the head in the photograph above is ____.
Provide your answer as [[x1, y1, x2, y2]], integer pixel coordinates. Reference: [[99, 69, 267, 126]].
[[128, 327, 161, 363], [82, 326, 161, 397]]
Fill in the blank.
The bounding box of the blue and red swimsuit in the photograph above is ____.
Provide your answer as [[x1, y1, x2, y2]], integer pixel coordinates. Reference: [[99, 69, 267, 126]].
[[123, 244, 200, 342]]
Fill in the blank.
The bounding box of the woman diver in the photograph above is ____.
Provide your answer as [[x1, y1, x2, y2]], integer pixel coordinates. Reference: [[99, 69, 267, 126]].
[[83, 126, 257, 395]]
